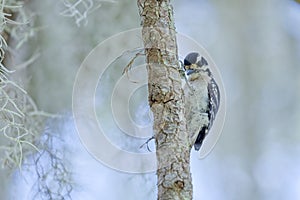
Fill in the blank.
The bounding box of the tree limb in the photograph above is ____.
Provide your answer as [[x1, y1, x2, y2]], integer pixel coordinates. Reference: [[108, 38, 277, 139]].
[[137, 0, 193, 199]]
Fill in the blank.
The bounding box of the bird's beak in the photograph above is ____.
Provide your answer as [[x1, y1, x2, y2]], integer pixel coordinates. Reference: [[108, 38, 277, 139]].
[[186, 69, 195, 75]]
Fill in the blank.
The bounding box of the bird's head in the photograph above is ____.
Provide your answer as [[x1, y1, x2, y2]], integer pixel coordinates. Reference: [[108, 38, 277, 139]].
[[183, 52, 209, 75]]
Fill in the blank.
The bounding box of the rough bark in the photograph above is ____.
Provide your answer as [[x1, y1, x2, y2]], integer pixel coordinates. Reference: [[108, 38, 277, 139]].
[[137, 0, 192, 199]]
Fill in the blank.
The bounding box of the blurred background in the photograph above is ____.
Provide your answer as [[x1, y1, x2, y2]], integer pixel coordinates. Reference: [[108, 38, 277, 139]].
[[1, 0, 300, 199]]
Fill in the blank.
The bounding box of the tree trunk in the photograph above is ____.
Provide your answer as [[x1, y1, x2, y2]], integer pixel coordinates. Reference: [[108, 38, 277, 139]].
[[137, 0, 193, 199]]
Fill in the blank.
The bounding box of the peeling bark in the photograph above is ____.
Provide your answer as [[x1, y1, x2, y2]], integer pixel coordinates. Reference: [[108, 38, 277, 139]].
[[137, 0, 193, 199]]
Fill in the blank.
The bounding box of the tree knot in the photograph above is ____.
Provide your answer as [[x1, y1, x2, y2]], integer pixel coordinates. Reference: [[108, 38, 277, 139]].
[[174, 180, 184, 190]]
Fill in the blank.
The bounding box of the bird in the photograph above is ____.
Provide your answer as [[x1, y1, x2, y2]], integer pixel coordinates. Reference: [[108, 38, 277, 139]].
[[182, 52, 220, 151]]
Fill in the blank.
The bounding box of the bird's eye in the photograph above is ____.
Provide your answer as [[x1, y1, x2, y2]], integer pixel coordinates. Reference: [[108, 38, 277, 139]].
[[184, 60, 192, 66]]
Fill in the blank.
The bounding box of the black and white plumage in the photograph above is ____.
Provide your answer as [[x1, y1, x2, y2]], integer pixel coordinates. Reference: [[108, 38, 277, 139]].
[[183, 52, 220, 151]]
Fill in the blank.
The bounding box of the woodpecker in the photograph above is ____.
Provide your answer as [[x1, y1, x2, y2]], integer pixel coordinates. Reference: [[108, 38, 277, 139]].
[[182, 52, 220, 151]]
